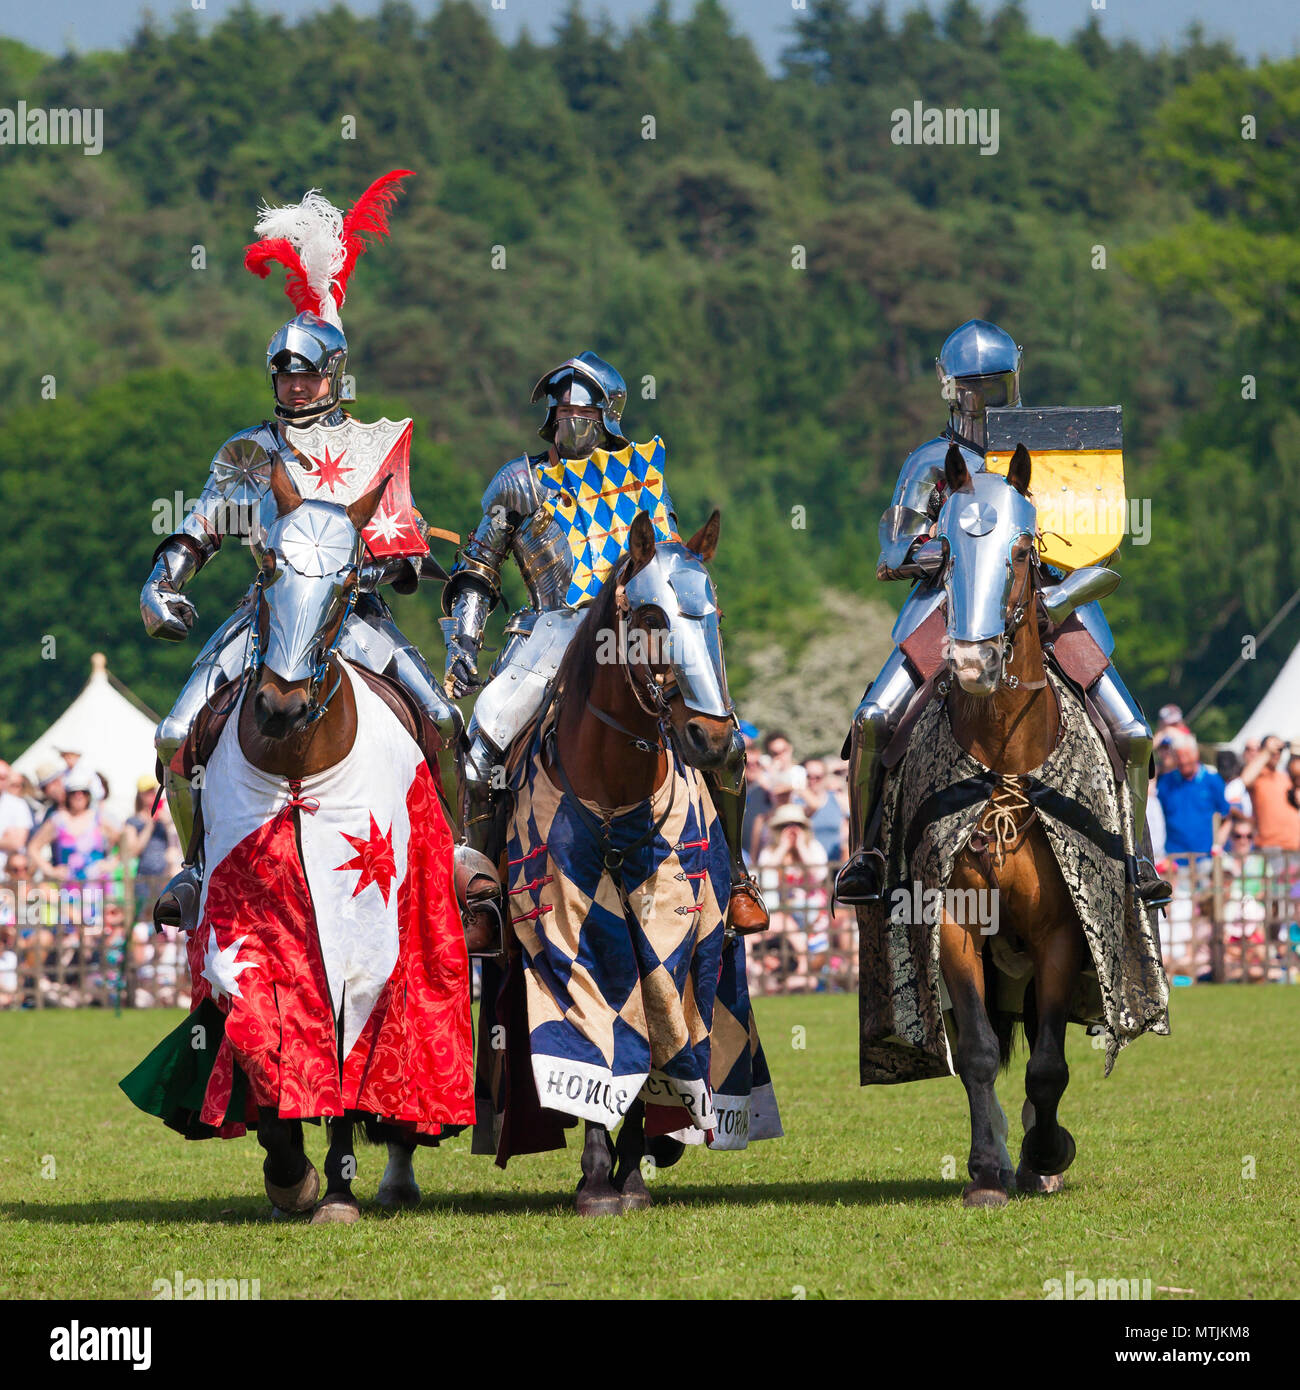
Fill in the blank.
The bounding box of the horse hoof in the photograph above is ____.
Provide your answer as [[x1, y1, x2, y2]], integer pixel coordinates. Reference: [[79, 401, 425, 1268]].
[[618, 1169, 653, 1213], [962, 1183, 1009, 1209], [1021, 1125, 1076, 1177], [264, 1160, 319, 1214], [575, 1181, 622, 1218], [310, 1195, 362, 1225], [1015, 1164, 1066, 1195], [376, 1180, 421, 1211]]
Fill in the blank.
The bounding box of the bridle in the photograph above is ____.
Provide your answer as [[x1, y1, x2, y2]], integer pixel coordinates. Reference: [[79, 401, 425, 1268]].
[[998, 540, 1047, 693], [248, 565, 357, 727]]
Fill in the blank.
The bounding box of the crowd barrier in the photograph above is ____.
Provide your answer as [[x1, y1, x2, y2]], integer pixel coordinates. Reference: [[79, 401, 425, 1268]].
[[3, 854, 1297, 1008]]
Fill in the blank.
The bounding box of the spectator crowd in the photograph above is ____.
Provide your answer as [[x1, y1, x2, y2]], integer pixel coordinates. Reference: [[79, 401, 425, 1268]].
[[0, 748, 185, 1009], [3, 701, 1295, 1008]]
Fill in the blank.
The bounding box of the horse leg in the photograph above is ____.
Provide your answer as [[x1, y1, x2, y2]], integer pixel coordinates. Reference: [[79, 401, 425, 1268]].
[[312, 1115, 362, 1224], [1017, 920, 1084, 1195], [257, 1107, 319, 1214], [575, 1121, 621, 1217], [613, 1098, 652, 1213], [377, 1137, 421, 1211], [939, 911, 1012, 1208]]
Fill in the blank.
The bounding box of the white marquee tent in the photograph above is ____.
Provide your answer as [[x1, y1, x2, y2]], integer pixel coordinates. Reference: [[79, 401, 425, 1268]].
[[12, 653, 159, 822], [1231, 642, 1300, 751]]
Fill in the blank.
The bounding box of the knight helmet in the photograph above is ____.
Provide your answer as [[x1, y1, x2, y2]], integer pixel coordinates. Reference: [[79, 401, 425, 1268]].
[[243, 169, 415, 426], [935, 319, 1022, 451], [530, 351, 630, 452]]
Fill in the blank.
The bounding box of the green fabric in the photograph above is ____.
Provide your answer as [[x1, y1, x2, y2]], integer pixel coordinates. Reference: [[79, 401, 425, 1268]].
[[119, 997, 247, 1136]]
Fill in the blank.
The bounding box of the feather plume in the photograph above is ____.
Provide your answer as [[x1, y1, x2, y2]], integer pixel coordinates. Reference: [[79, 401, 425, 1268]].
[[336, 169, 415, 306], [242, 238, 314, 314], [251, 188, 347, 328], [243, 171, 414, 325]]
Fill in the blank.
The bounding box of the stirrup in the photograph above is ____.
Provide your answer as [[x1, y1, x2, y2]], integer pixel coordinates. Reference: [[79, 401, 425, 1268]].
[[726, 873, 769, 935], [153, 863, 203, 933], [1131, 855, 1173, 909], [454, 845, 505, 957], [834, 848, 887, 906]]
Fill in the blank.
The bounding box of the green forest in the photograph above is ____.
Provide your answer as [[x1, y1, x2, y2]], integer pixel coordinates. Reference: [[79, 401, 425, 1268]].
[[1, 0, 1297, 754]]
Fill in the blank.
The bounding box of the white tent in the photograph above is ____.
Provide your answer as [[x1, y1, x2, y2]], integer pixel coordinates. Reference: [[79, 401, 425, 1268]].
[[1232, 641, 1300, 750], [12, 652, 159, 823]]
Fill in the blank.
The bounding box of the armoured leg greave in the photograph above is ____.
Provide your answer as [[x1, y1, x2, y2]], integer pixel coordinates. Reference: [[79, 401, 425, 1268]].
[[702, 731, 769, 933], [462, 728, 505, 860], [1089, 665, 1169, 904], [836, 647, 921, 903]]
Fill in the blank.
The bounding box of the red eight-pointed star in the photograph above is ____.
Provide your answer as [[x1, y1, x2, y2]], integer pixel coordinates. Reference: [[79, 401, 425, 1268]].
[[336, 814, 397, 905], [309, 445, 354, 493]]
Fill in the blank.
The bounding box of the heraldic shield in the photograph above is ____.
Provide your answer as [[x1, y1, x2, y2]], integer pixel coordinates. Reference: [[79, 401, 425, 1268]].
[[985, 405, 1126, 572], [283, 416, 429, 559]]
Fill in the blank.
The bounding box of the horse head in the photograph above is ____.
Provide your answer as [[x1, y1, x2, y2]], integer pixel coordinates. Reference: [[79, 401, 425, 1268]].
[[935, 441, 1039, 697], [250, 455, 389, 739], [616, 509, 735, 769]]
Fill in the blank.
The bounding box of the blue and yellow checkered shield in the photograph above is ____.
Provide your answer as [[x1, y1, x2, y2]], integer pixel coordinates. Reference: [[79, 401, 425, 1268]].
[[535, 436, 678, 607]]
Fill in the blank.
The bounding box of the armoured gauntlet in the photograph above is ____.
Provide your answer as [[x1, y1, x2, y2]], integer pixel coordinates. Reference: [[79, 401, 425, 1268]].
[[442, 584, 493, 698], [140, 539, 202, 641]]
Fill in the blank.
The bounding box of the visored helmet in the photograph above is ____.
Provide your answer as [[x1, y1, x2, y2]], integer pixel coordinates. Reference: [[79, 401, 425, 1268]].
[[267, 312, 350, 425], [531, 351, 630, 450], [936, 319, 1022, 450]]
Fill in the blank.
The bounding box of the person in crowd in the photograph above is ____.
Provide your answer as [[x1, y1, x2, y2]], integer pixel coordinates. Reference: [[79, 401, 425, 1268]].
[[1218, 749, 1253, 818], [740, 724, 771, 865], [27, 769, 122, 884], [32, 762, 67, 828], [763, 730, 805, 793], [1240, 735, 1300, 852], [121, 777, 181, 916], [1156, 732, 1231, 859], [800, 757, 849, 863], [0, 759, 35, 876], [55, 747, 107, 803], [757, 803, 831, 991], [1157, 704, 1192, 741], [753, 773, 802, 857]]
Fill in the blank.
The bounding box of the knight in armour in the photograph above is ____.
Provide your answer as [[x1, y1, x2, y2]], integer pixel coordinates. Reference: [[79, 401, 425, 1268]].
[[834, 319, 1170, 907], [140, 171, 459, 927]]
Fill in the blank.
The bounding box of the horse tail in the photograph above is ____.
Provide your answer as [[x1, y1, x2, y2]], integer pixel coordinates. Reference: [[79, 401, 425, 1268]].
[[991, 975, 1037, 1073]]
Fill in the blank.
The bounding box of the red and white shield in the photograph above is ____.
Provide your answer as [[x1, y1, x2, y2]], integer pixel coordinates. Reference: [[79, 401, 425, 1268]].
[[283, 416, 428, 559]]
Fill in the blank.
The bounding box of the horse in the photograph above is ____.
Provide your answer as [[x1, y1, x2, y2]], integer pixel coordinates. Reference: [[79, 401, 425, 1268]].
[[482, 508, 780, 1214], [896, 442, 1160, 1206], [122, 456, 474, 1223]]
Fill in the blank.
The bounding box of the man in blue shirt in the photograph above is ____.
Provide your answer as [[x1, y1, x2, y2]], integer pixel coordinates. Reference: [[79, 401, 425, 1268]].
[[1156, 733, 1230, 856]]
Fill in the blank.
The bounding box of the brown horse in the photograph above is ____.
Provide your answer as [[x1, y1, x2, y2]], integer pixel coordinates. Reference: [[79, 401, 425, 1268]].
[[520, 509, 745, 1215], [935, 442, 1087, 1206], [230, 458, 465, 1222]]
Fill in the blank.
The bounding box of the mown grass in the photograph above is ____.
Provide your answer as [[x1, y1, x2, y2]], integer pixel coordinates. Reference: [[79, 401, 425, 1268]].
[[0, 988, 1295, 1299]]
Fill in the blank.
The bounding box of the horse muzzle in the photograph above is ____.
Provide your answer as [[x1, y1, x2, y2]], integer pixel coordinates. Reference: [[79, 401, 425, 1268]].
[[254, 682, 311, 739], [947, 637, 1002, 696], [676, 713, 733, 769]]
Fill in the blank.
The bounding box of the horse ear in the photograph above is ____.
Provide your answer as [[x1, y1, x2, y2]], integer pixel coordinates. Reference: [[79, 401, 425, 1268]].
[[269, 453, 303, 517], [627, 509, 657, 575], [944, 442, 970, 492], [346, 472, 392, 532], [1007, 442, 1032, 496], [685, 509, 721, 563]]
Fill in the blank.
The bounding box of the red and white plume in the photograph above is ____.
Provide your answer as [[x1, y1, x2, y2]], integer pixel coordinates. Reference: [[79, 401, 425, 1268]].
[[243, 169, 415, 329]]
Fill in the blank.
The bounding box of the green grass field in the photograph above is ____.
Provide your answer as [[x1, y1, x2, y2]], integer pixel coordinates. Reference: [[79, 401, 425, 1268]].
[[1, 988, 1295, 1300]]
